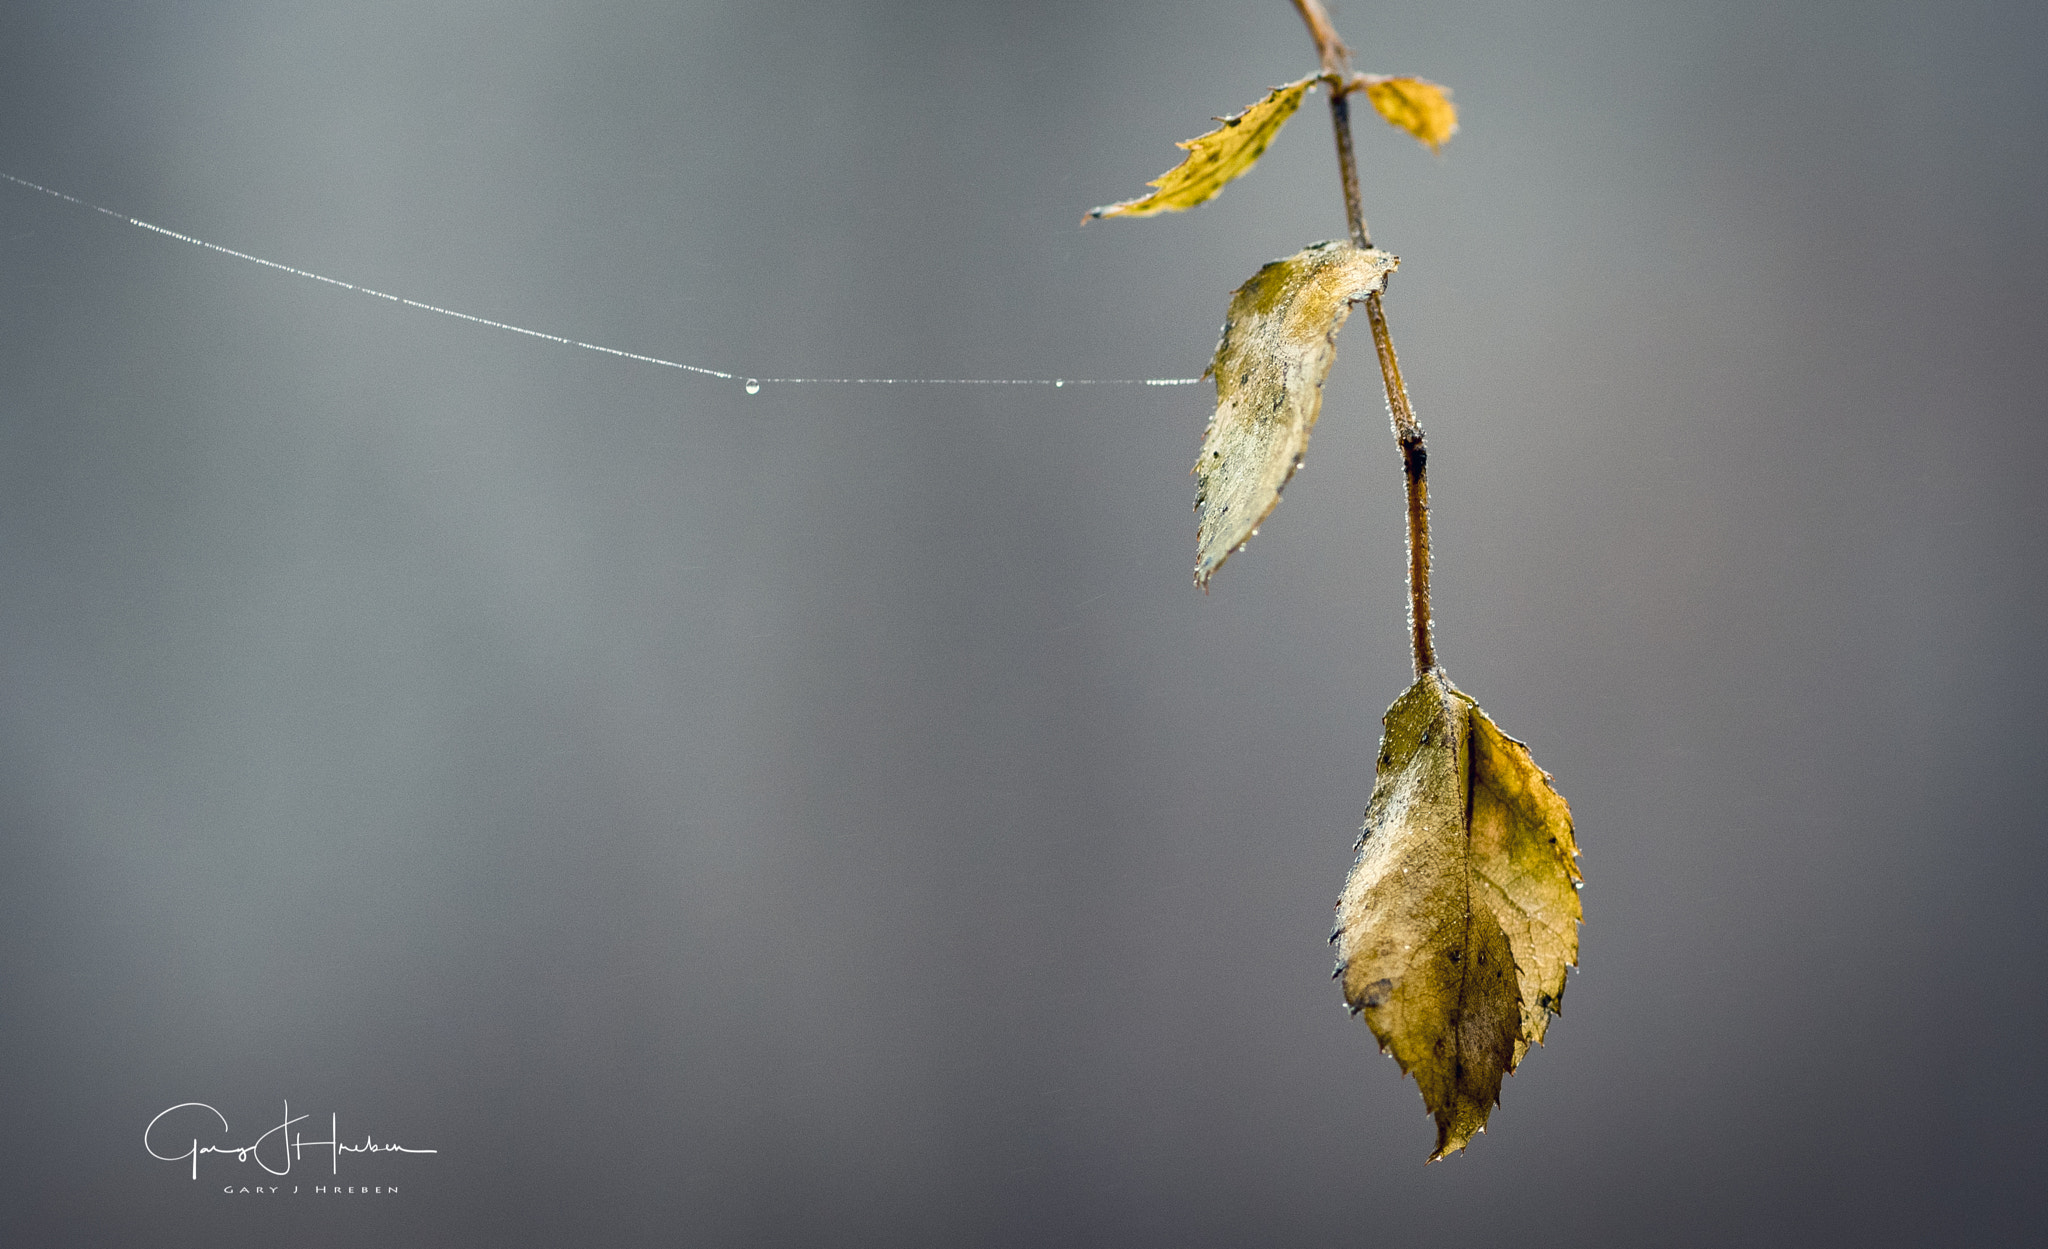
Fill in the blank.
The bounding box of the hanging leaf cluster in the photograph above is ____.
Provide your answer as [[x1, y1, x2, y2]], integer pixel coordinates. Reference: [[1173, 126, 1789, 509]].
[[1090, 39, 1584, 1162], [1086, 71, 1457, 581]]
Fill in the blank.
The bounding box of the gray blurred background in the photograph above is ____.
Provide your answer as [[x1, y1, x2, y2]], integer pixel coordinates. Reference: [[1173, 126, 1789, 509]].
[[2, 1, 2043, 1244]]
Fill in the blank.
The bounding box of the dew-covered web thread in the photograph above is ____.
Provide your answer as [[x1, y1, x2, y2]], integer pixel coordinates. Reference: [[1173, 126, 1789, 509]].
[[1, 171, 1203, 392]]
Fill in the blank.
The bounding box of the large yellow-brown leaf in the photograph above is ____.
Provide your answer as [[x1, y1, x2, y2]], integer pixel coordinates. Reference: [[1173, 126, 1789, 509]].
[[1361, 76, 1459, 152], [1087, 77, 1315, 220], [1192, 241, 1397, 587], [1334, 670, 1581, 1160]]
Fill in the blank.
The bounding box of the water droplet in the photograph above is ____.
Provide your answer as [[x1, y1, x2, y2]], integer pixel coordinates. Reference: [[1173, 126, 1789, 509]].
[[1054, 379, 1065, 388], [744, 378, 761, 395]]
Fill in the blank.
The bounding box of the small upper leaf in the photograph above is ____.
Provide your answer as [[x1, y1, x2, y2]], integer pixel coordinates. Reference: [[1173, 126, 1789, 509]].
[[1193, 241, 1397, 587], [1334, 670, 1581, 1160], [1087, 76, 1316, 220], [1361, 76, 1459, 152]]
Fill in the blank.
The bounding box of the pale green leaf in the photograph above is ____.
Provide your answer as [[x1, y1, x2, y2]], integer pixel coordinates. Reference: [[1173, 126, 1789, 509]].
[[1192, 240, 1397, 587]]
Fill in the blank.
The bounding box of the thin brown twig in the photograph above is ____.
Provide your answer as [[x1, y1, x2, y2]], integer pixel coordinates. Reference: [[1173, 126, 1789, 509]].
[[1327, 91, 1372, 250], [1289, 0, 1350, 77], [1292, 0, 1435, 675], [1367, 294, 1433, 672]]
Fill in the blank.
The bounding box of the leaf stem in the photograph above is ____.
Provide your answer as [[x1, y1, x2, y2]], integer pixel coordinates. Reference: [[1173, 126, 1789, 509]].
[[1369, 294, 1434, 673], [1327, 91, 1372, 250], [1293, 0, 1436, 676], [1289, 0, 1349, 78]]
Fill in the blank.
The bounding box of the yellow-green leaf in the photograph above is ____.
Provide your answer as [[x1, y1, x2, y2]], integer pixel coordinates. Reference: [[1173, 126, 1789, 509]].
[[1193, 240, 1397, 587], [1087, 77, 1315, 220], [1334, 670, 1582, 1160], [1467, 697, 1583, 1065], [1362, 75, 1459, 152]]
